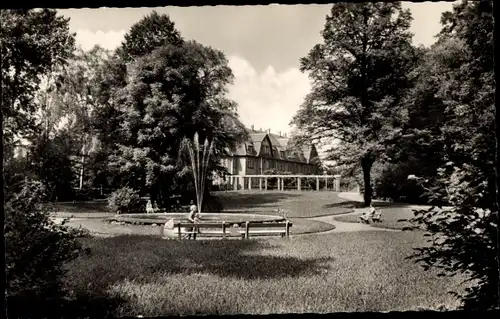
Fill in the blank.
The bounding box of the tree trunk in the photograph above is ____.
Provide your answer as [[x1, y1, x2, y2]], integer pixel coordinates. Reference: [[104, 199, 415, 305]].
[[361, 156, 374, 207], [79, 144, 85, 191]]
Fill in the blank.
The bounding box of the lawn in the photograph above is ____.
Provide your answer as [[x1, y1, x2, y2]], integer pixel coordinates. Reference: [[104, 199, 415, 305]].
[[47, 191, 353, 219], [46, 200, 112, 218], [214, 190, 354, 217], [63, 217, 336, 236], [64, 231, 468, 316]]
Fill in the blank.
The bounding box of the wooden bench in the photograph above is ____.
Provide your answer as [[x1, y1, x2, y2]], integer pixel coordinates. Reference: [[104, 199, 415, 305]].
[[358, 208, 382, 223], [172, 221, 292, 240], [240, 221, 292, 239]]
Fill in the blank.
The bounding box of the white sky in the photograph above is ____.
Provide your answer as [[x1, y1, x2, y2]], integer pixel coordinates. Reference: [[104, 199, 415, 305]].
[[59, 2, 456, 136]]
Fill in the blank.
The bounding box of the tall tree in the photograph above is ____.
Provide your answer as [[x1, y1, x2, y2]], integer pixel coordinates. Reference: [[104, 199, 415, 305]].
[[1, 9, 75, 149], [52, 46, 112, 190], [291, 2, 417, 206], [113, 41, 246, 206], [90, 12, 185, 190], [1, 9, 75, 195]]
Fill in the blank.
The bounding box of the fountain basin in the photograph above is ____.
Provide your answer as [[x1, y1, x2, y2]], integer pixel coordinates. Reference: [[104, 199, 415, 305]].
[[108, 212, 287, 239], [109, 212, 286, 225]]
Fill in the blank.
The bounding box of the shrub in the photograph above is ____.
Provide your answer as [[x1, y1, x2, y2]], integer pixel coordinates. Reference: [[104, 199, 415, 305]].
[[5, 180, 86, 317], [405, 166, 498, 310], [107, 187, 142, 214], [202, 192, 224, 212]]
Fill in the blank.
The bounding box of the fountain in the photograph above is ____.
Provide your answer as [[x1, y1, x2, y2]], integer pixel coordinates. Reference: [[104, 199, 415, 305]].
[[179, 132, 213, 215]]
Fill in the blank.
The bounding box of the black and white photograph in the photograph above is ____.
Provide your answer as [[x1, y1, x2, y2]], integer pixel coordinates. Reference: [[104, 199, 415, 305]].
[[3, 0, 498, 317]]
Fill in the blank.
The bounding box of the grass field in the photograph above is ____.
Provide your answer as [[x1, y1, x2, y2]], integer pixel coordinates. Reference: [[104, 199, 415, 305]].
[[64, 231, 468, 316], [63, 217, 336, 236], [48, 191, 353, 218], [214, 191, 353, 217]]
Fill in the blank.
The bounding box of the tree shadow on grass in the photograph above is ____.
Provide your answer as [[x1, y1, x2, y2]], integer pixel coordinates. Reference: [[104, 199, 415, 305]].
[[68, 235, 332, 284], [324, 200, 410, 209], [6, 292, 126, 319], [56, 235, 333, 316]]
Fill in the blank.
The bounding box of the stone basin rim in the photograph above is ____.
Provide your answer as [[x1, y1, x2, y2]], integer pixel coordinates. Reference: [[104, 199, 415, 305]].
[[111, 212, 287, 224]]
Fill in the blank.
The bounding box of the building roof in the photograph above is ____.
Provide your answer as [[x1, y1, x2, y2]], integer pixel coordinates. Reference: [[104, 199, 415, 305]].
[[228, 127, 319, 165]]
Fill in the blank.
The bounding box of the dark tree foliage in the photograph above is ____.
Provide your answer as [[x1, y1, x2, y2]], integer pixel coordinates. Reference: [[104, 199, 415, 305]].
[[1, 9, 75, 147], [112, 41, 246, 207], [5, 181, 87, 316], [91, 11, 188, 194], [28, 133, 76, 201], [403, 0, 497, 310], [117, 10, 184, 62]]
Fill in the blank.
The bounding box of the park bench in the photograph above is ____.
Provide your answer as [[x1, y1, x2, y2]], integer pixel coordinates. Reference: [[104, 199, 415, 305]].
[[239, 221, 292, 239], [358, 208, 383, 223], [172, 221, 292, 240]]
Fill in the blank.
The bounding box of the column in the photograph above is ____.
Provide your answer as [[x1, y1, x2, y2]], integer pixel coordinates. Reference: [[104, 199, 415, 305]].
[[233, 177, 238, 191], [265, 178, 268, 191], [259, 177, 262, 191], [281, 178, 285, 191], [316, 177, 319, 191], [324, 177, 328, 191], [248, 177, 252, 190], [335, 177, 341, 192], [297, 177, 301, 191], [277, 178, 281, 191]]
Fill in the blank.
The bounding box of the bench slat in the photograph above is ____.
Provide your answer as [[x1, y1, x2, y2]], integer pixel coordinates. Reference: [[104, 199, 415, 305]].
[[243, 223, 293, 228], [239, 230, 285, 234], [174, 223, 226, 228]]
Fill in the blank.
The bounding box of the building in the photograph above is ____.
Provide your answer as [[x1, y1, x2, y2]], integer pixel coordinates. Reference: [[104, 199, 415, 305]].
[[218, 126, 322, 189]]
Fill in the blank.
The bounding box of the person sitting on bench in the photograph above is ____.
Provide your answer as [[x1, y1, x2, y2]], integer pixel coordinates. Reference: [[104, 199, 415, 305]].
[[358, 204, 376, 224]]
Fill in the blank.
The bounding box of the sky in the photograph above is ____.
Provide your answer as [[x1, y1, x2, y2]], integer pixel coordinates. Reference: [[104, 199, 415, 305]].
[[58, 2, 456, 136]]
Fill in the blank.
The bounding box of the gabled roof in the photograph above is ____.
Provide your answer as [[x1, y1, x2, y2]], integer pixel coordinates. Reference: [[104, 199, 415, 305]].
[[227, 127, 320, 165]]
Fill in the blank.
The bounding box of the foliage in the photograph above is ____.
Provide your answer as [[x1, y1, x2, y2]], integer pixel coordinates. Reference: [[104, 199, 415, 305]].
[[112, 40, 246, 206], [28, 132, 76, 201], [402, 0, 497, 310], [292, 2, 418, 206], [107, 187, 142, 214], [1, 9, 75, 147], [372, 162, 427, 204], [117, 10, 183, 62], [5, 180, 85, 312]]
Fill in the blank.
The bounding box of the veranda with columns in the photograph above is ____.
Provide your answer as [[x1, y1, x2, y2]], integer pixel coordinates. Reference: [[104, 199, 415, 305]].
[[226, 174, 341, 192]]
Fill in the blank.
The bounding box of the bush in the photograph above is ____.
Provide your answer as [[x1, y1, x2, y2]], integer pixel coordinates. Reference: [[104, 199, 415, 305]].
[[202, 193, 224, 212], [107, 187, 142, 214], [406, 165, 498, 310], [5, 180, 86, 317]]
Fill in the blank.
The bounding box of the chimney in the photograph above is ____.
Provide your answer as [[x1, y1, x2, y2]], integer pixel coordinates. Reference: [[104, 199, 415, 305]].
[[279, 131, 281, 137], [268, 128, 271, 134], [284, 133, 287, 137], [251, 124, 254, 131]]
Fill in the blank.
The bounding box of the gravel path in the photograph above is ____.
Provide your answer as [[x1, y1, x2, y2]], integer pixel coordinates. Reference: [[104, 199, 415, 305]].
[[301, 192, 401, 234]]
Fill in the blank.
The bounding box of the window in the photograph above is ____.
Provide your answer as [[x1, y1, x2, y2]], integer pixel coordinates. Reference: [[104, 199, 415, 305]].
[[262, 145, 271, 155], [280, 151, 285, 158], [248, 145, 254, 154], [247, 158, 254, 169]]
